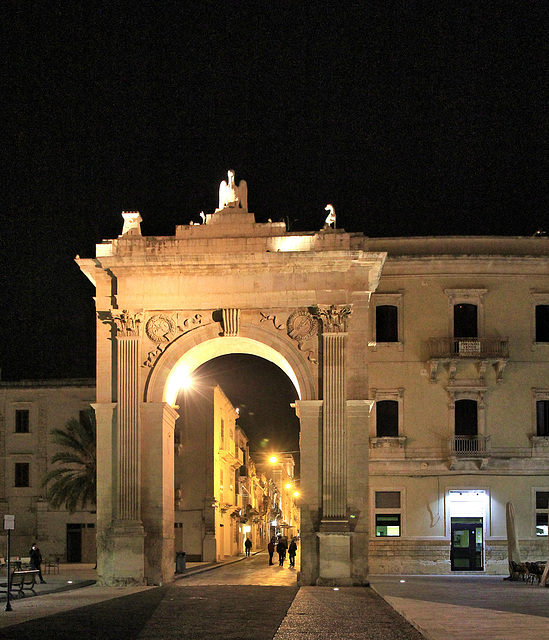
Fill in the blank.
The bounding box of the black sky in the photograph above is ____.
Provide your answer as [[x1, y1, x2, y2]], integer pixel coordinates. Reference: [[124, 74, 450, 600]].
[[3, 4, 548, 406]]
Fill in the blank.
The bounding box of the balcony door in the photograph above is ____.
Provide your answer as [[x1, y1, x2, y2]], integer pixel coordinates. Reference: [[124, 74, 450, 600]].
[[454, 303, 477, 338]]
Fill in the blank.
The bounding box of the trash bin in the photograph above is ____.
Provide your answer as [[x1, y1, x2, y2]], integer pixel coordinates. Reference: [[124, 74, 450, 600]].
[[175, 551, 186, 574]]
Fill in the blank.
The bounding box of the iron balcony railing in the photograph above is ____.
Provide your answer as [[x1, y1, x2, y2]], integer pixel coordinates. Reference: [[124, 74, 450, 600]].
[[428, 337, 509, 359], [449, 435, 491, 457]]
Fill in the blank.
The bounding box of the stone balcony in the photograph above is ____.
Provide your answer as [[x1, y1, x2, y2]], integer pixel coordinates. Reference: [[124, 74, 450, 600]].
[[427, 337, 509, 382], [449, 435, 491, 469]]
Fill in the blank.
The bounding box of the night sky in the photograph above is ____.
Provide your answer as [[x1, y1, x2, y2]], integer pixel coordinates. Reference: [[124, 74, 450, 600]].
[[3, 4, 548, 451]]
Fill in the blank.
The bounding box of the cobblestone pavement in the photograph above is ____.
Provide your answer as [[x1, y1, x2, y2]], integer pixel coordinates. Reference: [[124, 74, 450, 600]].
[[0, 554, 423, 640]]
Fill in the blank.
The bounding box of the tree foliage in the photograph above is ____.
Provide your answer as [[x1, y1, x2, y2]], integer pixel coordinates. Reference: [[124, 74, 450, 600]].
[[43, 408, 96, 513]]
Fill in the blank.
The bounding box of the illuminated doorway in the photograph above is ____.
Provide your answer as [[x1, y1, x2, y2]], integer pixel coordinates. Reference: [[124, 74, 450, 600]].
[[449, 490, 486, 571]]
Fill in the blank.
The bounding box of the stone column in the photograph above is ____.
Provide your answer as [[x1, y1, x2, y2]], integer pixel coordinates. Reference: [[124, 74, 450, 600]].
[[293, 399, 323, 585], [91, 402, 116, 584], [315, 304, 353, 585], [111, 310, 145, 585], [141, 402, 179, 585]]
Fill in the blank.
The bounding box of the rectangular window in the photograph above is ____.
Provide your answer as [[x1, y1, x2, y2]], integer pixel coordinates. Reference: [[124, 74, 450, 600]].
[[374, 491, 402, 537], [454, 304, 478, 338], [15, 409, 30, 433], [375, 514, 401, 537], [376, 305, 398, 342], [220, 419, 225, 446], [536, 491, 549, 536], [15, 462, 30, 487], [536, 305, 549, 342], [376, 400, 399, 437], [537, 400, 549, 437]]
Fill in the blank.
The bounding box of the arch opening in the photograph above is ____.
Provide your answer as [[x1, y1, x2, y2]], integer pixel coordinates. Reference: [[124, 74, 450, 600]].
[[165, 336, 302, 407]]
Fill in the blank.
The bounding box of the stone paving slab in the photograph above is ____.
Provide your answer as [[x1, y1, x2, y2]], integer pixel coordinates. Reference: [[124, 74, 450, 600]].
[[370, 575, 549, 640], [273, 587, 425, 640]]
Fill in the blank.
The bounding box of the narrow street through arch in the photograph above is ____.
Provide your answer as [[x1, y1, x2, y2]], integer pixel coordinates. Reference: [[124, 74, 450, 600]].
[[179, 550, 300, 587]]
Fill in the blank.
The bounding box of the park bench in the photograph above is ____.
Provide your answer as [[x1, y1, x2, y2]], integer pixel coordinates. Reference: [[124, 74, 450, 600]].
[[0, 569, 40, 595]]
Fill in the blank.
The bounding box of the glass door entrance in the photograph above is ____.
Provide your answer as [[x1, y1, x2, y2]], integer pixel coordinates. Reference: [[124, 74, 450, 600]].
[[451, 518, 483, 571]]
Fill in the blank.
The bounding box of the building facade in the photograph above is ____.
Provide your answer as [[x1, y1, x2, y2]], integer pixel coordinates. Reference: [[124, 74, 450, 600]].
[[0, 379, 97, 562], [365, 236, 549, 574], [63, 174, 547, 585]]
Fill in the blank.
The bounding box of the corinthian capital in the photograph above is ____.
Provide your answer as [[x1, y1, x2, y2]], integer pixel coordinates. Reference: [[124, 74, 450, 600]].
[[112, 310, 142, 337], [314, 304, 352, 333]]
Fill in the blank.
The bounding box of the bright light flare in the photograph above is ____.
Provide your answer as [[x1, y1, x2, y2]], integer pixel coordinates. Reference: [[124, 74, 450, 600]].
[[269, 455, 278, 464]]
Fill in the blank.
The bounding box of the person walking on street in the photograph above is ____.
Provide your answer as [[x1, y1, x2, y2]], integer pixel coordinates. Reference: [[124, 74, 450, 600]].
[[276, 537, 287, 566], [244, 537, 252, 557], [268, 538, 275, 565], [29, 543, 46, 583], [288, 538, 297, 568]]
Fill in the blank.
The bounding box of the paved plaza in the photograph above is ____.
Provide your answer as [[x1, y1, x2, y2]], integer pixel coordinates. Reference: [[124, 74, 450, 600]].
[[0, 554, 548, 639]]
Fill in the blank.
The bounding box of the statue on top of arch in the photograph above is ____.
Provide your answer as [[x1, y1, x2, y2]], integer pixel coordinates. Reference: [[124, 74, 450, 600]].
[[217, 169, 248, 212]]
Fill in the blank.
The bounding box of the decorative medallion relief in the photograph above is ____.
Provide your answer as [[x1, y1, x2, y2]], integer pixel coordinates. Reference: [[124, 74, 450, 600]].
[[145, 314, 176, 343], [287, 311, 318, 342], [142, 312, 204, 368], [259, 309, 319, 364]]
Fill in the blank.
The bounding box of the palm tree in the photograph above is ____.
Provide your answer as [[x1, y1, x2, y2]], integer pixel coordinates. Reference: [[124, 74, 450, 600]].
[[43, 408, 96, 513]]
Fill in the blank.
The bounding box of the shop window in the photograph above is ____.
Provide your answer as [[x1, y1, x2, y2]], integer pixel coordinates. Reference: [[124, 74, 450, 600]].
[[15, 409, 30, 433], [15, 462, 30, 487], [374, 491, 402, 537], [535, 491, 548, 536]]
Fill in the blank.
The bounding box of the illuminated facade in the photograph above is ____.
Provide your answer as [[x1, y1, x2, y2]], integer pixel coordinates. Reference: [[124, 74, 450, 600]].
[[74, 173, 548, 585], [366, 236, 549, 574]]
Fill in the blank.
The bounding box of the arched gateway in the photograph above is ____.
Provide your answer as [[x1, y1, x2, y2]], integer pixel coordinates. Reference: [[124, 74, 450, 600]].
[[77, 174, 386, 586]]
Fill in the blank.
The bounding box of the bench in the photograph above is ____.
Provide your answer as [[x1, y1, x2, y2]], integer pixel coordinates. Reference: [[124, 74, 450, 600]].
[[0, 570, 40, 595]]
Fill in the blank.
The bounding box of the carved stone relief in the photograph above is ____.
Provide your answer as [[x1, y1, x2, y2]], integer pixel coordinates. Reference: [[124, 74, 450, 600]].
[[142, 312, 204, 368], [314, 304, 352, 333], [110, 310, 142, 337]]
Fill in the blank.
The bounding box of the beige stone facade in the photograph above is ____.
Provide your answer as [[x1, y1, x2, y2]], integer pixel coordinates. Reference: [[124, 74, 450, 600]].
[[0, 379, 97, 562], [74, 176, 548, 585], [365, 236, 549, 575]]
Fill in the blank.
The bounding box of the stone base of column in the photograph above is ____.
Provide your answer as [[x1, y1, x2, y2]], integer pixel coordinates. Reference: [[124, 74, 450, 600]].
[[316, 529, 353, 586], [110, 520, 146, 586]]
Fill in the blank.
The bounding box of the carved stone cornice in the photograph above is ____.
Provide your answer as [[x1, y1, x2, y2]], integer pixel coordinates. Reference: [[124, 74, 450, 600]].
[[314, 304, 352, 333]]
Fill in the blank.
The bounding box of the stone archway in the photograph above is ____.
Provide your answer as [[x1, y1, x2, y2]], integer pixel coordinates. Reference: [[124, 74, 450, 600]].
[[78, 173, 385, 586]]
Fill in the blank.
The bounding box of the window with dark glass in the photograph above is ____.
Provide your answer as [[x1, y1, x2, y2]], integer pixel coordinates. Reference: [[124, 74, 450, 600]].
[[375, 514, 401, 537], [455, 399, 478, 436], [535, 305, 549, 342], [536, 491, 549, 536], [15, 409, 30, 433], [15, 462, 30, 487], [454, 304, 478, 338], [376, 305, 398, 342], [376, 400, 399, 437], [537, 400, 549, 437], [374, 491, 402, 537]]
